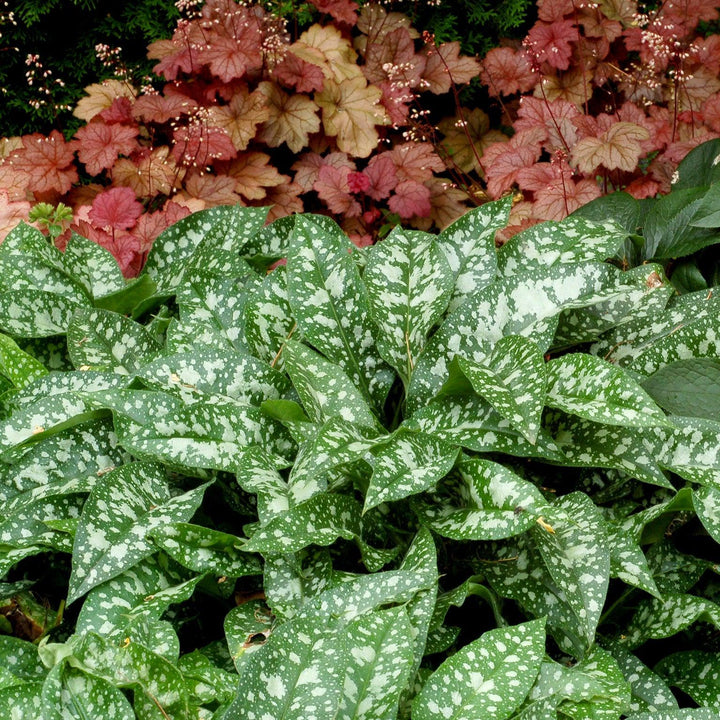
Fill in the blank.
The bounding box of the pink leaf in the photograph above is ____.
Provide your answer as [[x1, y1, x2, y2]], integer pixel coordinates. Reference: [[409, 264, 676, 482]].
[[313, 165, 361, 216], [524, 20, 579, 71], [89, 187, 143, 231], [388, 179, 431, 219], [364, 152, 398, 200]]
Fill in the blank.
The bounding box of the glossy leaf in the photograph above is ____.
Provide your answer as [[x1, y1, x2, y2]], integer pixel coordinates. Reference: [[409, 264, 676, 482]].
[[655, 651, 720, 709], [0, 332, 48, 390], [412, 619, 545, 720]]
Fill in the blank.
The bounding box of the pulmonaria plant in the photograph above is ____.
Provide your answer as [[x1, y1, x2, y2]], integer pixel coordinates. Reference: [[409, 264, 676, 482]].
[[0, 0, 481, 274], [448, 0, 720, 236], [0, 186, 720, 716]]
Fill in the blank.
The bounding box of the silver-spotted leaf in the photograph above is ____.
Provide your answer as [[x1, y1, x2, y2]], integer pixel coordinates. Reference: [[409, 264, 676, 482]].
[[67, 462, 208, 603], [412, 619, 545, 720], [364, 428, 459, 511], [655, 651, 720, 709], [0, 289, 88, 338], [364, 227, 454, 385], [61, 233, 126, 299], [67, 307, 162, 373], [693, 485, 720, 542], [0, 333, 48, 390], [286, 214, 393, 411]]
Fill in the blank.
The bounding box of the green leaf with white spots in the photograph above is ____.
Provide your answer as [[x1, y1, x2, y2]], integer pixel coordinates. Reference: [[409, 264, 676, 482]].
[[142, 205, 269, 295], [41, 663, 135, 720], [534, 492, 611, 648], [693, 485, 720, 542], [167, 271, 260, 354], [413, 619, 545, 720], [606, 521, 661, 598], [0, 681, 44, 717], [76, 555, 200, 636], [223, 614, 346, 720], [498, 215, 627, 275], [545, 353, 669, 428], [243, 265, 295, 370], [243, 493, 362, 554], [603, 641, 678, 715], [224, 599, 274, 673], [149, 522, 261, 577], [0, 636, 46, 686], [0, 289, 88, 338], [336, 607, 416, 720], [408, 394, 566, 462], [449, 335, 547, 443], [437, 197, 509, 311], [67, 308, 162, 373], [364, 227, 454, 386], [235, 445, 291, 523], [364, 428, 458, 511], [624, 593, 720, 648], [626, 711, 719, 720], [287, 214, 393, 411], [136, 347, 290, 407], [67, 462, 208, 603], [0, 333, 48, 390], [407, 261, 625, 413], [656, 416, 720, 489], [655, 651, 720, 709], [61, 233, 126, 299], [114, 395, 295, 472], [284, 339, 379, 429], [417, 457, 549, 540]]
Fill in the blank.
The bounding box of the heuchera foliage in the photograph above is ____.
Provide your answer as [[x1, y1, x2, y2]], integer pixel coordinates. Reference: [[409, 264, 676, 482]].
[[0, 0, 480, 275], [448, 0, 720, 237]]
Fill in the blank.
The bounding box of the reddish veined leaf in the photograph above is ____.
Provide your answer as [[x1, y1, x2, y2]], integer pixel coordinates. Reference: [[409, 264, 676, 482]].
[[273, 53, 326, 93], [480, 47, 538, 97], [225, 152, 285, 201], [89, 187, 143, 231], [257, 82, 321, 154], [388, 179, 431, 219], [571, 121, 650, 173], [20, 131, 78, 195], [525, 19, 579, 71], [313, 164, 362, 216], [307, 0, 359, 26], [75, 121, 139, 176], [363, 152, 398, 200], [422, 41, 481, 94]]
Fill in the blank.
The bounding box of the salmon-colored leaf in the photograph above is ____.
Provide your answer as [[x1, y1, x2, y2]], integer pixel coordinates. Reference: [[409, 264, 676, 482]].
[[89, 187, 143, 230], [75, 122, 139, 176], [208, 88, 269, 152], [388, 179, 431, 219], [21, 131, 78, 195], [112, 147, 182, 198], [364, 152, 398, 200], [533, 177, 602, 220], [391, 141, 445, 182], [197, 29, 262, 83], [183, 172, 241, 205], [537, 0, 575, 22], [307, 0, 358, 26], [0, 190, 31, 241], [257, 82, 321, 153], [422, 42, 481, 94], [291, 151, 355, 192], [225, 152, 285, 201], [273, 53, 326, 93], [133, 92, 194, 124], [292, 24, 362, 83], [482, 128, 545, 198], [315, 76, 387, 157], [480, 47, 538, 97], [571, 121, 650, 173], [172, 123, 237, 167], [313, 164, 362, 216], [525, 20, 579, 71], [73, 79, 136, 122]]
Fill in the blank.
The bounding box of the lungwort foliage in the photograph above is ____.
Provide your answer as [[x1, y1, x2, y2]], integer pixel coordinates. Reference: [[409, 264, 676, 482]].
[[0, 195, 719, 719]]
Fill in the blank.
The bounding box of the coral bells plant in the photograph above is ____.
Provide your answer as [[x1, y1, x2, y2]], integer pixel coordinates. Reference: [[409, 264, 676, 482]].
[[449, 0, 720, 235], [0, 0, 482, 274]]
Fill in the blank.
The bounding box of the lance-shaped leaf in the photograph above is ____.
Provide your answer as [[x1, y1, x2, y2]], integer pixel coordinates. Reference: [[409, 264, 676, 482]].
[[364, 428, 459, 511], [236, 445, 290, 523], [656, 416, 720, 489], [450, 335, 547, 443], [626, 711, 719, 720], [407, 261, 626, 413], [437, 198, 510, 311], [243, 265, 295, 369], [142, 205, 269, 295], [61, 233, 126, 300], [222, 615, 346, 720], [0, 682, 44, 716], [76, 555, 200, 636], [136, 347, 290, 407], [0, 333, 47, 390], [286, 214, 393, 410], [624, 594, 720, 649], [224, 599, 274, 673], [655, 651, 720, 710], [114, 396, 295, 472], [546, 411, 671, 489], [167, 271, 260, 354], [604, 641, 679, 716], [408, 394, 565, 462], [284, 339, 378, 429], [0, 223, 88, 302], [417, 457, 550, 541], [364, 227, 454, 386], [0, 635, 46, 687], [693, 485, 720, 542], [9, 370, 128, 410], [288, 417, 379, 504], [149, 522, 261, 577], [498, 215, 627, 276], [67, 462, 208, 603], [74, 632, 191, 718], [0, 289, 88, 338], [606, 521, 661, 598], [41, 663, 135, 720], [533, 492, 611, 648], [337, 607, 416, 720], [243, 493, 362, 555], [412, 619, 545, 720], [545, 353, 669, 428], [67, 308, 162, 373]]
